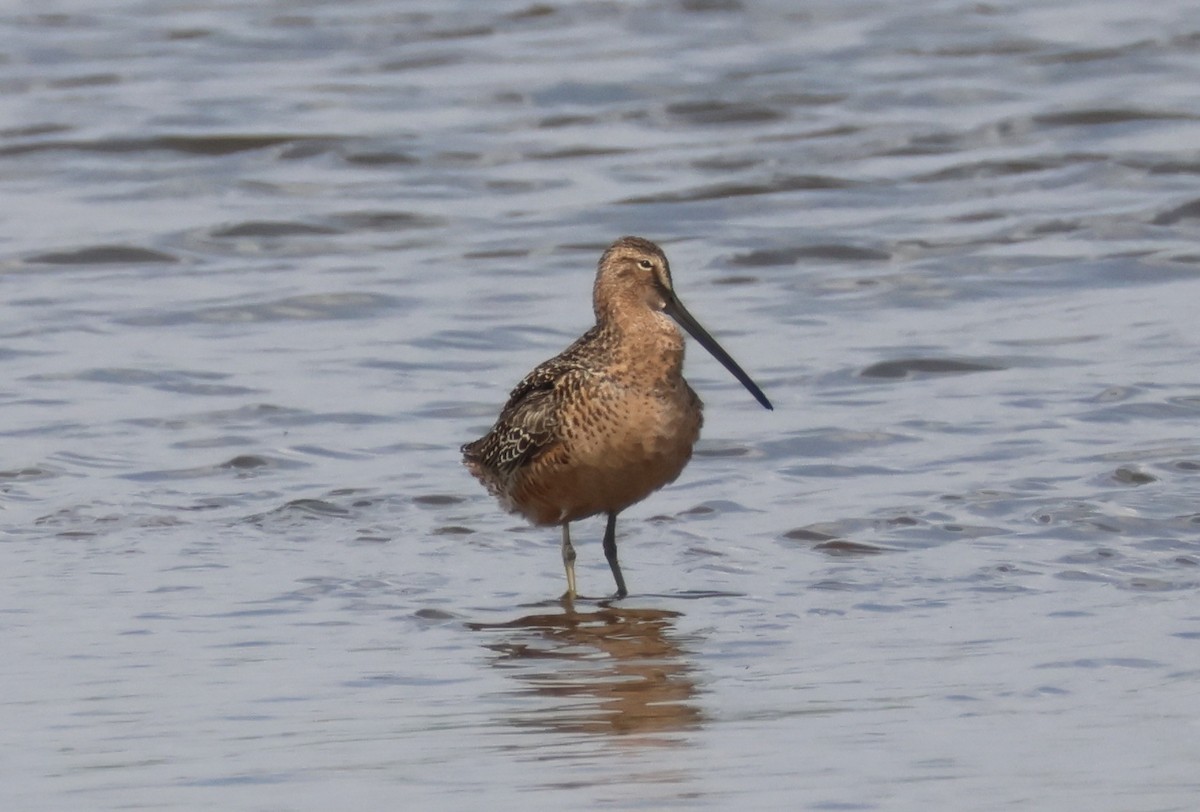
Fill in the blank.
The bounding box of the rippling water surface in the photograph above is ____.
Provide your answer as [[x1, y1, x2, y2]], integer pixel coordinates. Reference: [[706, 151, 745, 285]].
[[4, 1, 1200, 809]]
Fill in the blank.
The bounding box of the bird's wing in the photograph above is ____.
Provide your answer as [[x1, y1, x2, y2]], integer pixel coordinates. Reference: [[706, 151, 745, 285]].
[[463, 337, 595, 476]]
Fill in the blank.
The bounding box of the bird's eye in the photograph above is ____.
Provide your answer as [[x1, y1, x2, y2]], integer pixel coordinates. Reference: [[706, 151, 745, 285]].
[[637, 259, 654, 271]]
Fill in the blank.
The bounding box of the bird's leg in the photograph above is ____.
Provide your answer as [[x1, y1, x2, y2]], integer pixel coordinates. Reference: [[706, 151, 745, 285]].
[[561, 522, 577, 599], [602, 511, 628, 599]]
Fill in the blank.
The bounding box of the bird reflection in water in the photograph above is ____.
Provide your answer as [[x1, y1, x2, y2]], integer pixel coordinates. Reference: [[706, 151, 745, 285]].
[[468, 600, 702, 744]]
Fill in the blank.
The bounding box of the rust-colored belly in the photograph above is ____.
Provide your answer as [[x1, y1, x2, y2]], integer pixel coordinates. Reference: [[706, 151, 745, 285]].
[[509, 387, 702, 526]]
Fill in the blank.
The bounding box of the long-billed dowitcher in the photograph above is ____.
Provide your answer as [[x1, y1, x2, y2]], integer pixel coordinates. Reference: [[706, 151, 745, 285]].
[[462, 236, 772, 599]]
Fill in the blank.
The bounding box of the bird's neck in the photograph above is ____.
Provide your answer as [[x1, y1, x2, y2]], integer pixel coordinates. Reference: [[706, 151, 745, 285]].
[[597, 305, 686, 385]]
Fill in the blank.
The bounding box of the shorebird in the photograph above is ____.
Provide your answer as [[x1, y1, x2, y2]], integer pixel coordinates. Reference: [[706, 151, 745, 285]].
[[462, 236, 772, 599]]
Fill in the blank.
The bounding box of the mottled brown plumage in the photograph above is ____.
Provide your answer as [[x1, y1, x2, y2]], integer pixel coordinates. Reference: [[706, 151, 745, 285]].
[[463, 236, 772, 599]]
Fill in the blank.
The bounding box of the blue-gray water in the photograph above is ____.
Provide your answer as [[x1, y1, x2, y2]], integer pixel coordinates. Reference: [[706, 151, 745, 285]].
[[4, 1, 1200, 809]]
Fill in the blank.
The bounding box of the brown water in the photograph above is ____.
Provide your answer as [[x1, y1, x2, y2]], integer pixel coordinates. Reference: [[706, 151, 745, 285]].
[[4, 1, 1200, 809]]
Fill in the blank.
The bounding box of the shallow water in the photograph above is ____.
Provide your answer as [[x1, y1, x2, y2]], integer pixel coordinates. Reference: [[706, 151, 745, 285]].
[[4, 1, 1200, 809]]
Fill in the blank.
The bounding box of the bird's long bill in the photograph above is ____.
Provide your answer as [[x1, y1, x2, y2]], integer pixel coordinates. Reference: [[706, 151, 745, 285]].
[[664, 294, 773, 410]]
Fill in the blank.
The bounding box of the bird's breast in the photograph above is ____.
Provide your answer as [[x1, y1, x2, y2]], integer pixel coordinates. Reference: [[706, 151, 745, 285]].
[[499, 318, 703, 526], [542, 377, 702, 521]]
